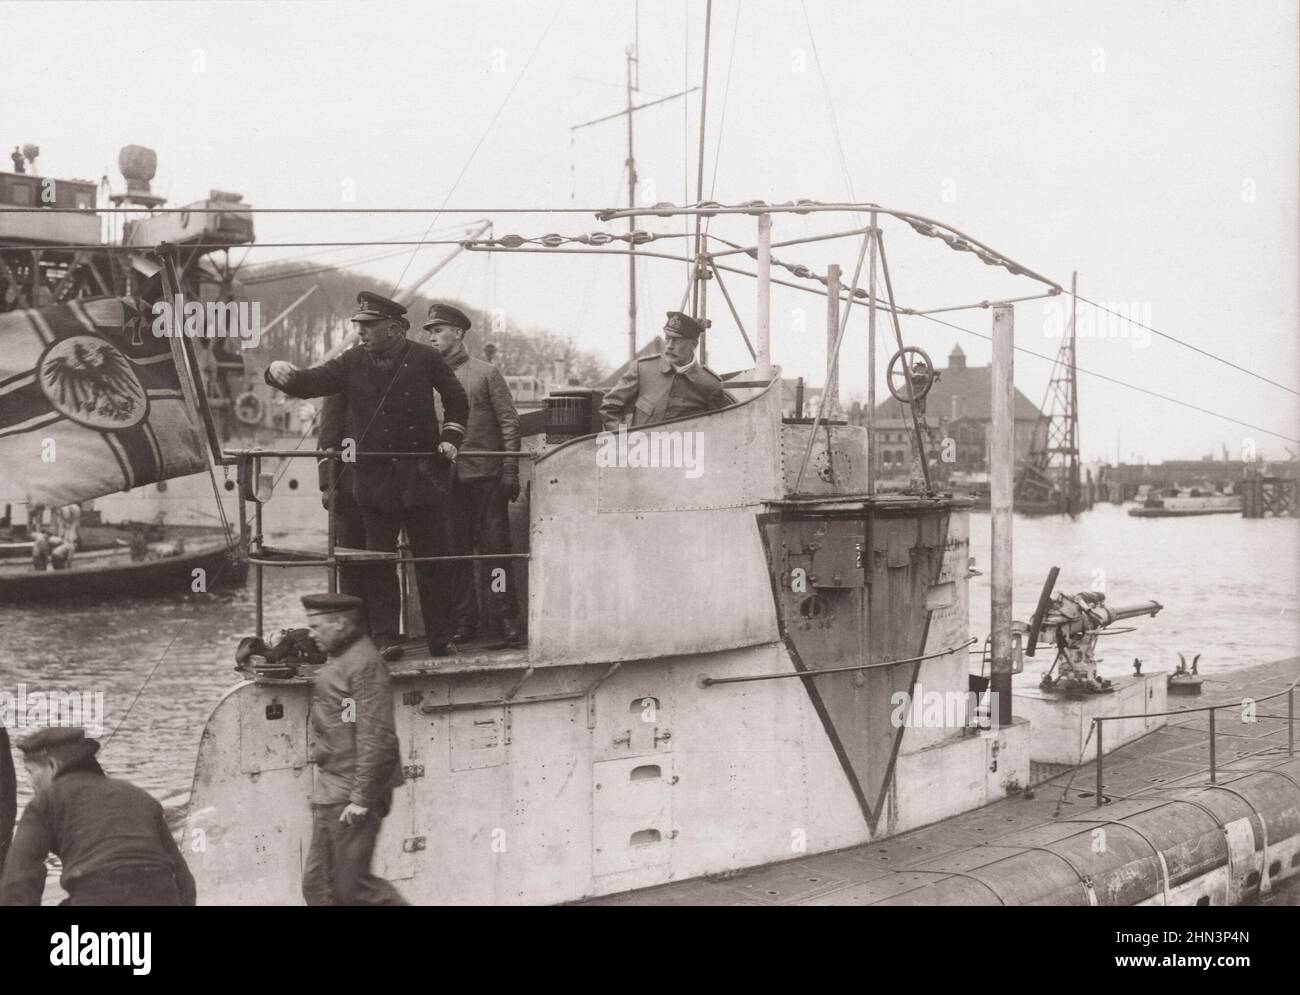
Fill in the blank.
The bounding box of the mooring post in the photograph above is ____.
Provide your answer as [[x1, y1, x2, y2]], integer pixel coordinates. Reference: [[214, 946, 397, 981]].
[[825, 263, 841, 419], [1095, 719, 1104, 807], [755, 212, 772, 380], [991, 304, 1015, 728]]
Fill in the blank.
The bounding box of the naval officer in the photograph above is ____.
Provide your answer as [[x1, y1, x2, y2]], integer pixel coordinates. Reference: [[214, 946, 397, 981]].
[[317, 392, 367, 605], [599, 311, 733, 431], [424, 303, 522, 645], [299, 593, 408, 906], [0, 727, 196, 906], [266, 291, 470, 658]]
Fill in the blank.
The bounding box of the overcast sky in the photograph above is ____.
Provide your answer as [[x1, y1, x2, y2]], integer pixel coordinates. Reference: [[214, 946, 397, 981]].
[[3, 0, 1296, 462]]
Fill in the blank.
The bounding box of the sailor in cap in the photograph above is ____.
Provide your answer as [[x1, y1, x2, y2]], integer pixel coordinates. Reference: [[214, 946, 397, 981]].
[[0, 727, 196, 906], [423, 302, 523, 645], [599, 311, 733, 431], [266, 290, 471, 659], [299, 593, 408, 906]]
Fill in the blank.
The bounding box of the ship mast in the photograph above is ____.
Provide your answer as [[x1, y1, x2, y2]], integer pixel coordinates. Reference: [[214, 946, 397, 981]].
[[570, 37, 699, 367]]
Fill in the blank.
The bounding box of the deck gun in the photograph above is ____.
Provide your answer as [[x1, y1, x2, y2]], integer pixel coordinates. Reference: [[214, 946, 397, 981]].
[[1024, 566, 1163, 694]]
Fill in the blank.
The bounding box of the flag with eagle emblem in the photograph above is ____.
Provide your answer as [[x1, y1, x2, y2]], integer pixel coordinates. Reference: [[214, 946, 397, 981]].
[[0, 295, 210, 506]]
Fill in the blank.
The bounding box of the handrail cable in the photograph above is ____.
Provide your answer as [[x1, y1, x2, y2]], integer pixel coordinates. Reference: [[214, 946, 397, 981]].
[[1072, 292, 1298, 397]]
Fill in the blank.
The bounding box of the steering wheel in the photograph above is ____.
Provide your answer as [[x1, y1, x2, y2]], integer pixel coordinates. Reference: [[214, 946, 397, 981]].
[[886, 347, 937, 404]]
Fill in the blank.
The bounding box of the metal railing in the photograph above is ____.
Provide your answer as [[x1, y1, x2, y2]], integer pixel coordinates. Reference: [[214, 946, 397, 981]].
[[232, 448, 534, 639], [1092, 674, 1298, 807]]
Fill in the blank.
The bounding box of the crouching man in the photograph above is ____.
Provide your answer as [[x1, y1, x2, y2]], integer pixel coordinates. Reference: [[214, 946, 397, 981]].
[[301, 592, 408, 906], [0, 727, 196, 906]]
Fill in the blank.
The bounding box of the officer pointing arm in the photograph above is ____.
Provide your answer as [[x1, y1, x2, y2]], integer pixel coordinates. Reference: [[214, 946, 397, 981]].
[[266, 292, 466, 463]]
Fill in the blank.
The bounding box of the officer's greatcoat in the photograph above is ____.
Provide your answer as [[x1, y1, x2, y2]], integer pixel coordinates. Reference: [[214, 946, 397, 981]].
[[599, 355, 732, 431], [269, 341, 469, 511]]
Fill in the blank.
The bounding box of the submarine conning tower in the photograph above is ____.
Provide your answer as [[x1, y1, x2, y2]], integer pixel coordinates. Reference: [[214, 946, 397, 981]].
[[188, 368, 1030, 905]]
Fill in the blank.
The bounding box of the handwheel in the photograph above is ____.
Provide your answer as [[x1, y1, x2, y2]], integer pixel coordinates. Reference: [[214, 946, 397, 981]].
[[886, 346, 937, 404]]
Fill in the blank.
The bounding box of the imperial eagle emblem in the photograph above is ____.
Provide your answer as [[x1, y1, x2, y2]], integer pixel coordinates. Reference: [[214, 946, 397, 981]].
[[38, 335, 149, 430]]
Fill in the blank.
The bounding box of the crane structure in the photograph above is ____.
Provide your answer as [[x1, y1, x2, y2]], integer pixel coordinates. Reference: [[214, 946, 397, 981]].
[[1016, 271, 1083, 514]]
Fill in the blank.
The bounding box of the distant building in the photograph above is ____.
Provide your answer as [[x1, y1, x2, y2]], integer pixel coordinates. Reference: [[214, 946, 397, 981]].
[[778, 377, 824, 419], [855, 344, 1044, 479]]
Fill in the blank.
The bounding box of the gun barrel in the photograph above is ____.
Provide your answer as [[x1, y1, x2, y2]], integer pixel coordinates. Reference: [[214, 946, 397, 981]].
[[1106, 600, 1163, 622]]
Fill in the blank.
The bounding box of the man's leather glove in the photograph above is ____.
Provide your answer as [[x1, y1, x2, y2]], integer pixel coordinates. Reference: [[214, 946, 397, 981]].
[[502, 477, 521, 502], [437, 442, 458, 461]]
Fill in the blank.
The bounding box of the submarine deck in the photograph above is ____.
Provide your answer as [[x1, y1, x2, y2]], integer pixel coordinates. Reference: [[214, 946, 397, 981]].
[[581, 656, 1300, 906]]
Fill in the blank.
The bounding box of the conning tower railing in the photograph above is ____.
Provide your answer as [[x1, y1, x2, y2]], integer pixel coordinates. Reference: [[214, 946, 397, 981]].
[[1091, 674, 1299, 807], [231, 447, 535, 639]]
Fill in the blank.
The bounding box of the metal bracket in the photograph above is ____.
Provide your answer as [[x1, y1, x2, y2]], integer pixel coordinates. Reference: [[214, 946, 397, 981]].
[[402, 836, 427, 853], [402, 764, 425, 780], [586, 661, 623, 730]]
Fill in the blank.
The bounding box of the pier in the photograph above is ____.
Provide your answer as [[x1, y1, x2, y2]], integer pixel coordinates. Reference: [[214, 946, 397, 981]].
[[1241, 473, 1297, 519]]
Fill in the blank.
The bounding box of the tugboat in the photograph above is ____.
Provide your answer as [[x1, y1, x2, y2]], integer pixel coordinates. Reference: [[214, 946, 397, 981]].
[[1127, 486, 1241, 517]]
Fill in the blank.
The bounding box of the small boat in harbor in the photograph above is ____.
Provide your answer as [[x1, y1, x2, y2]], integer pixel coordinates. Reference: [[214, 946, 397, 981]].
[[0, 524, 245, 603], [1128, 488, 1241, 518]]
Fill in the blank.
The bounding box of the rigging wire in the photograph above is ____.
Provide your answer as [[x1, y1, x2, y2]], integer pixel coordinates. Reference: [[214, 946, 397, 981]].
[[390, 0, 569, 294], [800, 1, 859, 218], [911, 309, 1299, 444], [241, 221, 489, 269], [684, 0, 691, 291], [242, 248, 440, 285], [689, 0, 714, 323], [705, 3, 742, 207], [685, 238, 1298, 443], [1072, 292, 1298, 397]]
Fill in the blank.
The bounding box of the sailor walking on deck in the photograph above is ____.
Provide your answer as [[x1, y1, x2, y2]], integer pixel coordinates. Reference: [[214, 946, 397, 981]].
[[599, 312, 732, 431], [266, 291, 470, 658], [0, 727, 196, 906], [299, 593, 408, 906], [423, 303, 523, 645]]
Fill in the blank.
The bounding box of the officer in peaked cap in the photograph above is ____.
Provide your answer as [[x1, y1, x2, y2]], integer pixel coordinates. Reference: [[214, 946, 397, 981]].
[[266, 289, 470, 661], [424, 302, 470, 332], [423, 301, 523, 646], [350, 290, 410, 327], [299, 592, 408, 906], [599, 311, 734, 431], [0, 726, 196, 906]]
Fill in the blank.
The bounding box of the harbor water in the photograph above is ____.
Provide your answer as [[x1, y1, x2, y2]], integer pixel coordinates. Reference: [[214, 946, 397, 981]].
[[1, 503, 1297, 817]]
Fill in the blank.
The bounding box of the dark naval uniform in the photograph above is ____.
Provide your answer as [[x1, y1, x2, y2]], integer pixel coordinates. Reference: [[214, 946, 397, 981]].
[[424, 303, 522, 642], [316, 390, 366, 604], [299, 594, 407, 906], [0, 728, 196, 906], [273, 340, 468, 511], [267, 292, 470, 651], [599, 312, 732, 431]]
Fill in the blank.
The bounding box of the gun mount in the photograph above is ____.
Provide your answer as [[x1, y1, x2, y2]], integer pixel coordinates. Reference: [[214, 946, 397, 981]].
[[1023, 567, 1163, 694]]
